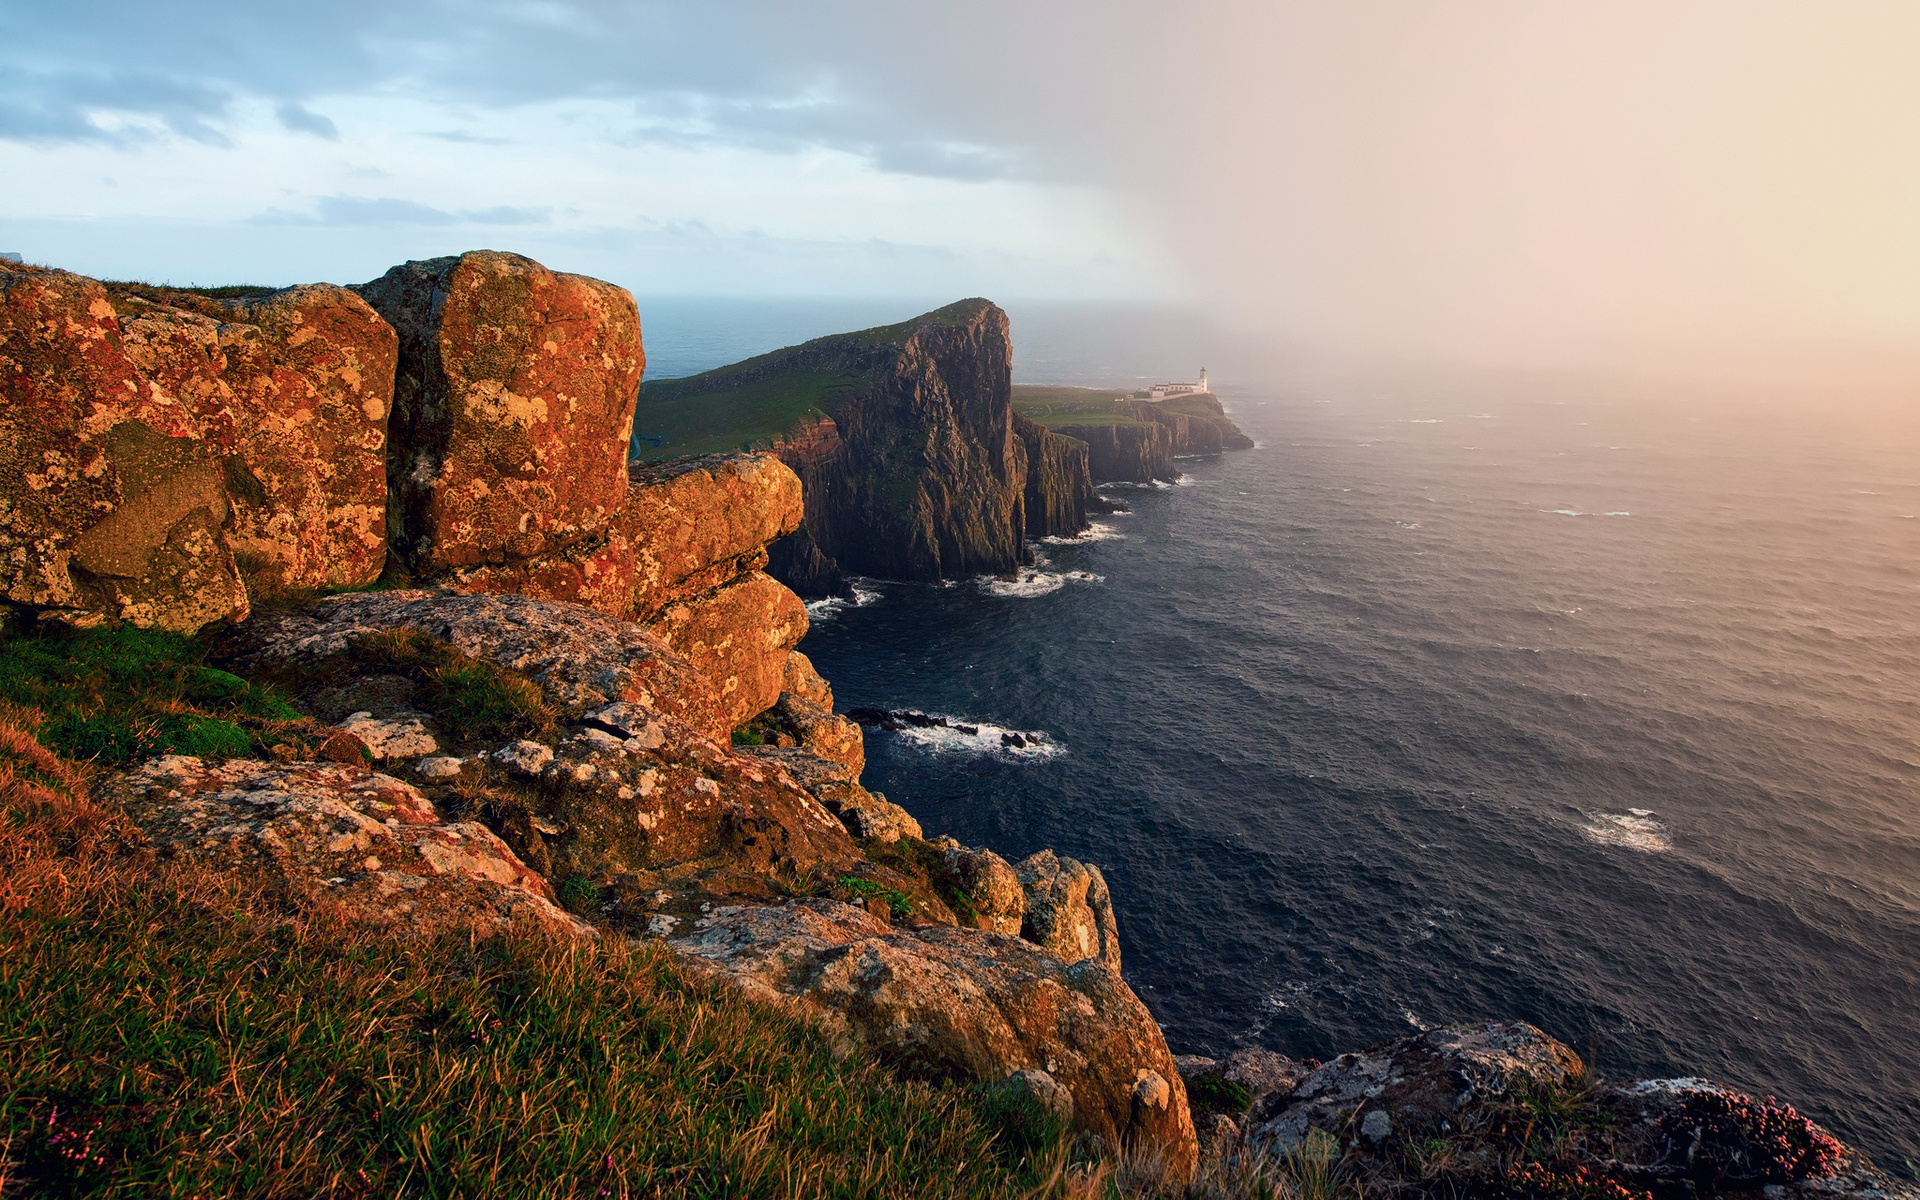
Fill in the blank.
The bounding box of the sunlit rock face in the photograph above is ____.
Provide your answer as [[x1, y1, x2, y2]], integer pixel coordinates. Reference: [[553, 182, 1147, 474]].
[[671, 897, 1199, 1178], [113, 282, 397, 593], [355, 250, 644, 579], [0, 265, 245, 631]]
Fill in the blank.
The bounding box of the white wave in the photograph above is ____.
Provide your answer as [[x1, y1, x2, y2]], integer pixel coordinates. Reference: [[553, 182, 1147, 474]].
[[1040, 522, 1124, 545], [1582, 809, 1672, 853], [1603, 511, 1631, 517], [1543, 508, 1583, 516], [979, 568, 1105, 598], [886, 717, 1066, 761], [1409, 419, 1442, 424], [804, 578, 885, 620]]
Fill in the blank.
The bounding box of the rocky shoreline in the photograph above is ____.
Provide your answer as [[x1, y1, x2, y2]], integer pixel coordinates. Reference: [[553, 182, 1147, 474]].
[[1, 249, 1909, 1195]]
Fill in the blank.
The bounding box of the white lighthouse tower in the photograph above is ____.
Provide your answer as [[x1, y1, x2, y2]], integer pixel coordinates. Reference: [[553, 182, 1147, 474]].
[[1199, 368, 1210, 393]]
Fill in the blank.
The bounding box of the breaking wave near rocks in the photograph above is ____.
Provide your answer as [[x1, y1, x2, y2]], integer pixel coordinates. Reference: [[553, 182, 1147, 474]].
[[978, 568, 1104, 598], [845, 709, 1064, 760]]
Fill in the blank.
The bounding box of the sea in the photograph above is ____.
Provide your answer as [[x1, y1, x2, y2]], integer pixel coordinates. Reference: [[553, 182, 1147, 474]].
[[637, 296, 1920, 1175]]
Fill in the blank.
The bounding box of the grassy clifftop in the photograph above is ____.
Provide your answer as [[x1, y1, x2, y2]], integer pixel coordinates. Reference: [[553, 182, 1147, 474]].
[[1009, 386, 1144, 429], [631, 302, 991, 462]]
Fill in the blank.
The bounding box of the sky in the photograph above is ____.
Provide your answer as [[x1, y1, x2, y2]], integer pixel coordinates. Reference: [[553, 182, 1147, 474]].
[[4, 1, 1918, 383]]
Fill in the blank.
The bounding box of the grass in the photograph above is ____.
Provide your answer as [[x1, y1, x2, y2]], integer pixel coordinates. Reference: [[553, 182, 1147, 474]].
[[631, 369, 871, 461], [349, 630, 554, 744], [1011, 387, 1149, 429], [0, 722, 1084, 1199], [0, 626, 302, 766]]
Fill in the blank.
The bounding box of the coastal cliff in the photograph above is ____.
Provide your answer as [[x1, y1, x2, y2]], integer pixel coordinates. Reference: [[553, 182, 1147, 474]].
[[631, 300, 1107, 595], [1014, 385, 1255, 485]]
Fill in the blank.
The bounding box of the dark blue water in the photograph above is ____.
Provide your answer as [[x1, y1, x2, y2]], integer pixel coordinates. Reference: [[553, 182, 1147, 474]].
[[640, 300, 1920, 1174]]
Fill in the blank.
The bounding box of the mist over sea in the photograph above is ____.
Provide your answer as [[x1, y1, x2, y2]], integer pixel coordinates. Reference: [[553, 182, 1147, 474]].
[[642, 298, 1920, 1175]]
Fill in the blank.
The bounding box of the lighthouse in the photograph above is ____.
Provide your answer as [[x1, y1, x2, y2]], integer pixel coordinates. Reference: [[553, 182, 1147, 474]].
[[1199, 368, 1209, 393]]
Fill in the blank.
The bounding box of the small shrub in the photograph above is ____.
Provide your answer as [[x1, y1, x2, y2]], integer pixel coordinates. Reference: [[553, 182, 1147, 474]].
[[1504, 1162, 1654, 1200], [556, 875, 601, 913], [731, 727, 766, 746], [1186, 1073, 1255, 1117], [1653, 1090, 1844, 1185], [838, 875, 913, 920]]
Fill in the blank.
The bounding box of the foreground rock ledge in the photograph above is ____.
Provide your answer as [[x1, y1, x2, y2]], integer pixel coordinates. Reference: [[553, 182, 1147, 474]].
[[671, 896, 1199, 1176]]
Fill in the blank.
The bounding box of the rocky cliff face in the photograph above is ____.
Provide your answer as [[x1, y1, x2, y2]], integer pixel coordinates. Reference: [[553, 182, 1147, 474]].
[[635, 301, 1108, 597], [1014, 412, 1099, 539], [1052, 393, 1255, 485]]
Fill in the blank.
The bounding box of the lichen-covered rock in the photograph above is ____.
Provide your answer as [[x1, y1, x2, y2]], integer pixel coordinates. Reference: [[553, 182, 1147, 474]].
[[336, 711, 437, 760], [639, 571, 807, 735], [496, 715, 857, 884], [1015, 849, 1122, 971], [671, 897, 1197, 1177], [112, 283, 396, 593], [100, 754, 587, 936], [738, 745, 915, 844], [225, 590, 730, 739], [445, 530, 635, 619], [782, 651, 834, 708], [355, 251, 643, 577], [934, 838, 1025, 935], [1244, 1022, 1584, 1157], [0, 266, 247, 631], [623, 452, 804, 620]]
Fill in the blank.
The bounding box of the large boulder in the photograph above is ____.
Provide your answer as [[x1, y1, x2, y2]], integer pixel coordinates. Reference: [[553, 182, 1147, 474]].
[[623, 452, 804, 620], [1015, 849, 1122, 971], [100, 754, 587, 936], [672, 897, 1198, 1177], [355, 251, 644, 578], [638, 570, 808, 735], [112, 284, 397, 593], [0, 265, 247, 631], [933, 839, 1026, 935]]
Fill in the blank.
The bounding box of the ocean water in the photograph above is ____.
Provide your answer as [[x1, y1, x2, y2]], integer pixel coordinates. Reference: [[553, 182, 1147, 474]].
[[640, 300, 1920, 1174]]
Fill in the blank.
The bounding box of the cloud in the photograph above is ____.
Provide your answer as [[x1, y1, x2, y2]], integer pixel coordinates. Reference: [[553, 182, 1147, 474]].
[[250, 196, 551, 227], [275, 102, 337, 139], [424, 130, 510, 145]]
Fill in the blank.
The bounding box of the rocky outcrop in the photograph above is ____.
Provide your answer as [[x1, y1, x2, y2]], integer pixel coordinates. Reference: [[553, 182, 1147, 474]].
[[1015, 849, 1122, 971], [671, 897, 1199, 1176], [1245, 1022, 1584, 1157], [622, 452, 804, 621], [0, 265, 249, 631], [101, 754, 588, 936], [111, 283, 397, 593], [354, 251, 644, 579], [223, 588, 729, 737], [1232, 1023, 1908, 1200]]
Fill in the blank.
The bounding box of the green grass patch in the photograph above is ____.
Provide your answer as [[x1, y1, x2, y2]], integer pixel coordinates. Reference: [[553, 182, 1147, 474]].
[[835, 876, 914, 921], [0, 626, 300, 765], [632, 369, 871, 460], [351, 630, 552, 743], [1184, 1075, 1254, 1118], [1011, 386, 1148, 429]]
